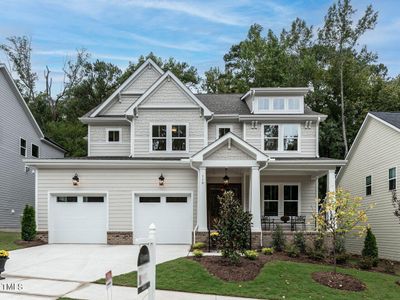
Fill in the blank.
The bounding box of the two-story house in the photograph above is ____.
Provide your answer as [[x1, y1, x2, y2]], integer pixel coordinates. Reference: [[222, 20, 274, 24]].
[[26, 59, 346, 246], [0, 64, 66, 229]]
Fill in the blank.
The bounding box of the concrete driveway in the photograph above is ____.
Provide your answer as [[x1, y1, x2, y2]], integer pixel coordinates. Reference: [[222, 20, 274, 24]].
[[0, 244, 190, 299]]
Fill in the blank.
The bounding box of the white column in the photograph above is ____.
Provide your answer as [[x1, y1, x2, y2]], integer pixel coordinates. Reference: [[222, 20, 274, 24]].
[[327, 169, 336, 194], [251, 166, 261, 231], [197, 167, 208, 231]]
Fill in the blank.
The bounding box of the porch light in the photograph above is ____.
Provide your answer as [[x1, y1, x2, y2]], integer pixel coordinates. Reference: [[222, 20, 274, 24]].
[[72, 173, 80, 186], [158, 173, 165, 186], [223, 168, 230, 185]]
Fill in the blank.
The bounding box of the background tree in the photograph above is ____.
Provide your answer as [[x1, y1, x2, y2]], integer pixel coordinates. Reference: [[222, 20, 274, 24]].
[[314, 188, 370, 273]]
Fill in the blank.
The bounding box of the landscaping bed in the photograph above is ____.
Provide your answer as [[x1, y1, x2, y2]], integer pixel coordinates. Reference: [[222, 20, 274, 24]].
[[0, 231, 44, 251], [312, 271, 366, 291]]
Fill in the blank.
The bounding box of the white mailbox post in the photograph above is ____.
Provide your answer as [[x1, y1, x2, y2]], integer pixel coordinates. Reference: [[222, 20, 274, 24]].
[[137, 223, 156, 300]]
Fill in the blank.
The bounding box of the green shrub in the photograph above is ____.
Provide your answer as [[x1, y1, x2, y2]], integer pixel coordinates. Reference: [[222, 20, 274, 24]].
[[285, 244, 300, 258], [362, 227, 379, 267], [335, 252, 349, 264], [193, 249, 203, 258], [294, 231, 306, 253], [244, 250, 258, 260], [192, 242, 206, 250], [308, 249, 325, 261], [314, 233, 325, 252], [383, 259, 395, 274], [21, 205, 36, 241], [261, 247, 274, 255], [358, 256, 374, 270], [216, 191, 252, 265], [272, 225, 286, 252]]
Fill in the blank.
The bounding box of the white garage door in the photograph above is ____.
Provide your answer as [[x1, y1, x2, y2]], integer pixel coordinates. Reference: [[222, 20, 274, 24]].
[[134, 194, 193, 244], [49, 195, 107, 244]]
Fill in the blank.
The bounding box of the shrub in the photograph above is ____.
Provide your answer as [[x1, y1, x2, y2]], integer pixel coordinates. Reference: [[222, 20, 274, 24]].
[[272, 225, 286, 252], [383, 260, 396, 274], [294, 231, 306, 253], [335, 252, 349, 264], [244, 250, 258, 260], [314, 233, 325, 252], [192, 242, 206, 250], [261, 247, 274, 255], [21, 205, 36, 241], [358, 256, 374, 270], [362, 227, 378, 267], [308, 249, 325, 261], [285, 244, 300, 258], [193, 249, 203, 258], [215, 191, 252, 265]]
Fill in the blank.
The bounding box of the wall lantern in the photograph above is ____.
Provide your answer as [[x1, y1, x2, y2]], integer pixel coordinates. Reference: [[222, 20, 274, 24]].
[[223, 168, 230, 185], [72, 173, 80, 186], [158, 173, 165, 186]]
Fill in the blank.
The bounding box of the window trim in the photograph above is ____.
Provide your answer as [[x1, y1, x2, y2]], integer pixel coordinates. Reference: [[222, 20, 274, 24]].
[[149, 123, 189, 153], [106, 128, 122, 144], [283, 184, 300, 216], [20, 137, 27, 157], [389, 167, 397, 191], [262, 124, 301, 153], [254, 96, 304, 114], [215, 124, 233, 139], [263, 184, 279, 216], [31, 143, 40, 158], [365, 175, 372, 196], [262, 182, 301, 217]]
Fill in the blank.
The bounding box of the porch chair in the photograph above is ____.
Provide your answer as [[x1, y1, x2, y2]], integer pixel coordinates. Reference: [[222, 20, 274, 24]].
[[261, 216, 274, 231], [290, 216, 306, 231]]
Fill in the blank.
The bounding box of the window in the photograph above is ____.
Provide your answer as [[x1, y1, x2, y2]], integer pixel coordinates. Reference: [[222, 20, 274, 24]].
[[284, 185, 299, 216], [20, 138, 26, 156], [57, 196, 77, 203], [254, 96, 303, 113], [283, 124, 299, 151], [218, 127, 231, 138], [366, 176, 372, 196], [264, 125, 279, 151], [166, 197, 187, 203], [152, 125, 167, 151], [257, 97, 269, 111], [32, 144, 39, 158], [264, 185, 279, 216], [107, 130, 120, 142], [273, 98, 285, 110], [263, 124, 299, 152], [139, 197, 161, 203], [171, 125, 186, 151], [83, 196, 104, 203], [389, 167, 397, 191], [288, 98, 300, 110]]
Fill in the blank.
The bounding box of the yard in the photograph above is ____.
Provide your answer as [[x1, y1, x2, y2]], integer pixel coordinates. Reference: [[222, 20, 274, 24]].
[[0, 231, 24, 251], [96, 257, 400, 300]]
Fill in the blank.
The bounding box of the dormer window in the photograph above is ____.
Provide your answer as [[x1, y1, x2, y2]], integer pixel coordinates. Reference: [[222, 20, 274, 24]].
[[254, 96, 303, 114]]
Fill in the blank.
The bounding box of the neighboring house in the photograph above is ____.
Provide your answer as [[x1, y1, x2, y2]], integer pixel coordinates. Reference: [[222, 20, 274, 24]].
[[0, 64, 66, 229], [25, 58, 346, 245], [337, 112, 400, 261]]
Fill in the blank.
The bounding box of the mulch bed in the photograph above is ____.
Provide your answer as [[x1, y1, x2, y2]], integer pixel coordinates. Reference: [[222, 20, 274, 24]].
[[312, 271, 366, 291], [14, 239, 46, 248]]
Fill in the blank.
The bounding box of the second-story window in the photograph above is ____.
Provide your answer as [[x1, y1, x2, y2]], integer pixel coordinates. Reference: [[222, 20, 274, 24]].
[[107, 129, 121, 143], [366, 175, 372, 195], [263, 124, 299, 152], [171, 125, 186, 151], [20, 138, 27, 157], [32, 144, 39, 158], [152, 125, 187, 152], [217, 125, 232, 138], [264, 125, 279, 151], [283, 124, 299, 151], [389, 167, 397, 191], [152, 125, 167, 151]]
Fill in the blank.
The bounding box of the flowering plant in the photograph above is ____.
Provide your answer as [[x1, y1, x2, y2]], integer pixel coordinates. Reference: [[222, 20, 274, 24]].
[[0, 250, 9, 258], [210, 231, 219, 238]]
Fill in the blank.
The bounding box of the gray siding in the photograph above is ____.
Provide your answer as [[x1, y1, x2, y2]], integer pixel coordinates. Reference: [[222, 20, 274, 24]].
[[338, 118, 400, 261], [208, 122, 243, 143], [103, 95, 139, 115], [89, 125, 130, 156], [0, 70, 64, 228], [36, 168, 197, 232], [205, 144, 254, 160], [123, 67, 160, 92]]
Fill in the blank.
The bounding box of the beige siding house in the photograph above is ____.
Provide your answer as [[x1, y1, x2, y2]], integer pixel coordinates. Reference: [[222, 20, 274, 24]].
[[26, 58, 345, 246], [337, 112, 400, 261]]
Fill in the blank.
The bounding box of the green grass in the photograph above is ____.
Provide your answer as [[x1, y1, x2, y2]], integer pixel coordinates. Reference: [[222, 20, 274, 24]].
[[96, 258, 400, 300], [0, 231, 23, 251]]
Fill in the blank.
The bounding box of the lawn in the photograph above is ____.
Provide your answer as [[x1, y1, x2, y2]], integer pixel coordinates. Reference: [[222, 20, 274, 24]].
[[0, 231, 23, 251], [96, 258, 400, 300]]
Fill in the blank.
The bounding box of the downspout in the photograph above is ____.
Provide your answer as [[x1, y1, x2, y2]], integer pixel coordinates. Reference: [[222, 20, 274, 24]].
[[257, 159, 270, 248], [190, 159, 201, 244], [316, 117, 321, 158]]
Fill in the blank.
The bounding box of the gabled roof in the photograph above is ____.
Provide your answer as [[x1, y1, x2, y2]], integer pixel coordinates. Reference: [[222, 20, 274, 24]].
[[89, 58, 164, 117], [125, 71, 213, 116], [0, 64, 67, 153], [191, 132, 270, 162], [336, 112, 400, 182]]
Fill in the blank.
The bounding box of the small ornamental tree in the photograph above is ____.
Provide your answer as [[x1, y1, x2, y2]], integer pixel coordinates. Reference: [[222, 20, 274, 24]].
[[21, 205, 36, 241], [314, 188, 371, 273], [362, 227, 378, 266], [272, 225, 286, 251], [216, 191, 252, 265], [392, 190, 400, 223]]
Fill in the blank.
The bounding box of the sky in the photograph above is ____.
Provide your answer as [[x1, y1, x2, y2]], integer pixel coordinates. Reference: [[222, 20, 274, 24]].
[[0, 0, 399, 93]]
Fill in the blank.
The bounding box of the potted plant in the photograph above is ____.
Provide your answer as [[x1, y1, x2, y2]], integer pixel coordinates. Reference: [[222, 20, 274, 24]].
[[0, 250, 9, 280], [280, 215, 290, 223]]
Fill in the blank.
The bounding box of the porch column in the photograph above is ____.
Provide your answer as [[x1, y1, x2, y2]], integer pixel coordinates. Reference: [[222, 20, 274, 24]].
[[250, 166, 261, 231], [198, 166, 208, 232], [327, 169, 336, 194]]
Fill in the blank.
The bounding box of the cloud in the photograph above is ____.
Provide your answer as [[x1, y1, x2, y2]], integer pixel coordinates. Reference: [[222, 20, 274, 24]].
[[34, 49, 135, 62]]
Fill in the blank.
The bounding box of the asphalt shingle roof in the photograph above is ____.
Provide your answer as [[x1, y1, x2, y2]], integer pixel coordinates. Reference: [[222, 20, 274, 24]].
[[370, 112, 400, 130]]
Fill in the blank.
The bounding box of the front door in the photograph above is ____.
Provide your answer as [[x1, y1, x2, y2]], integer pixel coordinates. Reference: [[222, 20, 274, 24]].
[[207, 183, 242, 229]]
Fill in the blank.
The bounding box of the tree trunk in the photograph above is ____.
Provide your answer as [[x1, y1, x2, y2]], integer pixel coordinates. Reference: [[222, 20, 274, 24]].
[[340, 65, 349, 156], [333, 234, 337, 273]]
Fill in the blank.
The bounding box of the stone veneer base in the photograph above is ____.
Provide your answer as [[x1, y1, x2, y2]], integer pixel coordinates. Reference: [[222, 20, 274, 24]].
[[36, 231, 48, 243], [107, 231, 133, 245]]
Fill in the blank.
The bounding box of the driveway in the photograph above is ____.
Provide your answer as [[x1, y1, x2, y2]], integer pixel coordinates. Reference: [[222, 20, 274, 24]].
[[0, 244, 190, 299]]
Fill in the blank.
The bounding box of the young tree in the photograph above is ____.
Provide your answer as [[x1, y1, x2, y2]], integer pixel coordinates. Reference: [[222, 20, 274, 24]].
[[318, 0, 378, 155], [21, 205, 36, 241], [392, 190, 400, 223], [362, 227, 378, 266], [314, 188, 371, 273]]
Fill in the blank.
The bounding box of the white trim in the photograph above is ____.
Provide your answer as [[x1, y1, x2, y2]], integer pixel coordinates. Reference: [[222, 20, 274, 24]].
[[261, 182, 302, 217], [31, 142, 40, 158], [35, 168, 39, 228], [90, 59, 164, 117], [106, 128, 122, 144], [241, 87, 310, 100], [87, 124, 91, 156], [254, 96, 304, 114], [20, 137, 27, 157], [215, 124, 233, 140], [149, 123, 189, 153], [261, 124, 301, 153], [125, 71, 212, 116], [365, 174, 372, 196]]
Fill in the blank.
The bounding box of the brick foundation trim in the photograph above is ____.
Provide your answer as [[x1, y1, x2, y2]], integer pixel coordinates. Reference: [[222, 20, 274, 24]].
[[107, 231, 133, 245], [36, 231, 48, 243]]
